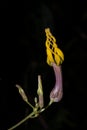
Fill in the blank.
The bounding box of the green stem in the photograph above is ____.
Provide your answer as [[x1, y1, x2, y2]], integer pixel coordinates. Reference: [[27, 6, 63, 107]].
[[8, 111, 35, 130], [39, 100, 53, 113], [8, 101, 53, 130], [27, 101, 35, 109], [43, 100, 53, 110]]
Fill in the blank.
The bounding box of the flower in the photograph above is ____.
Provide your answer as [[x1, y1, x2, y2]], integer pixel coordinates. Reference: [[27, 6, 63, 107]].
[[45, 28, 64, 102]]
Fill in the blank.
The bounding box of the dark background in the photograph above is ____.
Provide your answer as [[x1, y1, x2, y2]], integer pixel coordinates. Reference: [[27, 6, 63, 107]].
[[0, 1, 87, 130]]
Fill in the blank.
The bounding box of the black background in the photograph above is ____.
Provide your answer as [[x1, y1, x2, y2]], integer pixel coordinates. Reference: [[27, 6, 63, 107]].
[[0, 1, 87, 130]]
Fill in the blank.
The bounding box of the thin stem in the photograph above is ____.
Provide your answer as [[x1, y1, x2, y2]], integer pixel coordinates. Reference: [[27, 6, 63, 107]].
[[27, 101, 35, 109], [8, 101, 53, 130], [8, 111, 35, 130], [43, 100, 53, 110], [39, 100, 53, 113]]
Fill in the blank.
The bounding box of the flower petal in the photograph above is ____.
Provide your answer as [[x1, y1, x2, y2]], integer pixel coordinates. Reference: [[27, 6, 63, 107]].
[[50, 63, 63, 102]]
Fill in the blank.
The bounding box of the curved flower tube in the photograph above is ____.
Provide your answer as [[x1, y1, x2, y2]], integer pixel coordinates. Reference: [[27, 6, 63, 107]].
[[50, 63, 63, 102]]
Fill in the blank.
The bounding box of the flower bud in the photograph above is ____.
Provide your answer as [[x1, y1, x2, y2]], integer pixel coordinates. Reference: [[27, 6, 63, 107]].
[[16, 84, 28, 103], [37, 75, 44, 108]]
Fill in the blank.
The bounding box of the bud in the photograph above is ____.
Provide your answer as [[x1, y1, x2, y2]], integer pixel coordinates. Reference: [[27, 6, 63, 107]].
[[16, 84, 28, 103], [37, 75, 44, 108]]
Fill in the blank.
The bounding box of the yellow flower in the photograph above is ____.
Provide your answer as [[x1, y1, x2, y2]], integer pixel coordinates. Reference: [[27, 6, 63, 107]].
[[45, 28, 64, 66]]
